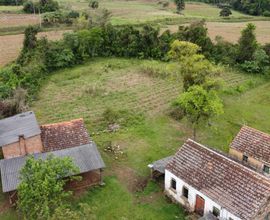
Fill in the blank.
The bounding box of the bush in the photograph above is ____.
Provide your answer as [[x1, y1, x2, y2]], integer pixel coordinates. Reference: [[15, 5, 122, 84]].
[[263, 10, 270, 17], [23, 0, 59, 13], [102, 108, 144, 129], [45, 41, 75, 70], [42, 11, 78, 26]]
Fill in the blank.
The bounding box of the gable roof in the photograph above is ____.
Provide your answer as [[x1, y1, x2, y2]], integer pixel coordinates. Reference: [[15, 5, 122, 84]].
[[230, 126, 270, 164], [166, 139, 270, 220], [0, 111, 41, 146], [0, 143, 105, 193], [40, 119, 91, 152]]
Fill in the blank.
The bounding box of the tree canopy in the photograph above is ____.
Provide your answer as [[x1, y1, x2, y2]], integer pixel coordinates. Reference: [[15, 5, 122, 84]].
[[237, 23, 257, 63], [17, 155, 80, 220], [174, 85, 223, 140], [168, 40, 217, 91]]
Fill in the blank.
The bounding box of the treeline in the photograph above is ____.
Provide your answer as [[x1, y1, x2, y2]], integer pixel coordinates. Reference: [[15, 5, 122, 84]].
[[0, 0, 23, 5], [188, 0, 270, 16], [1, 21, 270, 116]]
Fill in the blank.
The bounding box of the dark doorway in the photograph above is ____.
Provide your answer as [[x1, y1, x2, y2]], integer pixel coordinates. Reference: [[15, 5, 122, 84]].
[[195, 195, 205, 216]]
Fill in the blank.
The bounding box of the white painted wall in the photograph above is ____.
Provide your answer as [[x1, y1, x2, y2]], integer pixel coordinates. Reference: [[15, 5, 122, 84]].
[[164, 170, 241, 220]]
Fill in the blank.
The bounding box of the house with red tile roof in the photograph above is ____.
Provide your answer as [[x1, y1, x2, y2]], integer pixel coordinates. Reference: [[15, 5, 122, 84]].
[[229, 126, 270, 176], [0, 111, 105, 203], [164, 139, 270, 220]]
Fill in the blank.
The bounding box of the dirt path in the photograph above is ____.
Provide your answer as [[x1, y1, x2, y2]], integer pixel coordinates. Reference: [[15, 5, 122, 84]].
[[0, 30, 70, 67]]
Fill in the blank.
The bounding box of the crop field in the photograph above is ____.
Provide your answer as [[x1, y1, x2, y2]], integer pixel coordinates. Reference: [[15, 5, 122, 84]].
[[0, 30, 69, 67], [0, 14, 39, 28], [164, 20, 270, 44]]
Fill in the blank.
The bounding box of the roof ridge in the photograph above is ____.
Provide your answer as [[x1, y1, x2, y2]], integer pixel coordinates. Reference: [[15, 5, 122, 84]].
[[241, 125, 270, 138], [41, 118, 84, 127], [187, 138, 270, 183]]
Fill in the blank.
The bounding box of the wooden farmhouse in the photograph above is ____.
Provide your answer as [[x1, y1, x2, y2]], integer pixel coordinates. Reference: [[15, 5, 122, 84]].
[[0, 111, 105, 203], [149, 126, 270, 220]]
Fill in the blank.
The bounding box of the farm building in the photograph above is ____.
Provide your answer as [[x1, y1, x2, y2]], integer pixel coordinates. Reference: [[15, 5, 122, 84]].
[[229, 126, 270, 176], [0, 111, 105, 203], [149, 137, 270, 220]]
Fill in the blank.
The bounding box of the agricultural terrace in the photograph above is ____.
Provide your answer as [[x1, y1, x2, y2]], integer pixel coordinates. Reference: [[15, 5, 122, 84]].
[[0, 58, 267, 218]]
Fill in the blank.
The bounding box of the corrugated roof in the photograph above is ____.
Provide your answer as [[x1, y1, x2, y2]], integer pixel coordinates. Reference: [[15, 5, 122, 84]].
[[166, 139, 270, 220], [230, 126, 270, 164], [0, 111, 41, 146], [150, 156, 173, 174], [0, 143, 105, 193], [40, 119, 91, 152]]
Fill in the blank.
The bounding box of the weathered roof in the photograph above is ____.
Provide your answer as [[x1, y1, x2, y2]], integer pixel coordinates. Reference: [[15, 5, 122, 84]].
[[166, 139, 270, 220], [0, 143, 105, 193], [0, 111, 41, 146], [149, 156, 173, 174], [40, 119, 91, 152], [230, 126, 270, 164]]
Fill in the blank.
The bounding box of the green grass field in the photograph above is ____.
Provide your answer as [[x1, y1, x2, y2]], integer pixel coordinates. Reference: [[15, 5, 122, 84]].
[[0, 5, 22, 13], [0, 58, 267, 219]]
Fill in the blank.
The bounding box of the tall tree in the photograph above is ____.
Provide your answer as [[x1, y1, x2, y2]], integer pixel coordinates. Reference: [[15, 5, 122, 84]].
[[237, 23, 257, 63], [168, 40, 217, 91], [174, 85, 223, 140], [17, 155, 81, 220], [174, 0, 185, 13]]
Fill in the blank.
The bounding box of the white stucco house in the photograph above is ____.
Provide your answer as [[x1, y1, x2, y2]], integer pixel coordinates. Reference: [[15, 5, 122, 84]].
[[150, 139, 270, 220]]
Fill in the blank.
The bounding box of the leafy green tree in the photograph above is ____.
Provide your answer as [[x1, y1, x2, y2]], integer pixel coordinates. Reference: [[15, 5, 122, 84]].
[[17, 155, 81, 220], [89, 0, 98, 9], [174, 85, 223, 140], [237, 23, 257, 63], [179, 20, 214, 58], [168, 40, 216, 91], [174, 0, 185, 13], [220, 7, 232, 17]]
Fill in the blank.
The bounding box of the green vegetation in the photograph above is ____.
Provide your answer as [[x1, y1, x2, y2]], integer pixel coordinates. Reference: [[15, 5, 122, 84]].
[[1, 0, 270, 219], [17, 155, 80, 219], [189, 0, 270, 16]]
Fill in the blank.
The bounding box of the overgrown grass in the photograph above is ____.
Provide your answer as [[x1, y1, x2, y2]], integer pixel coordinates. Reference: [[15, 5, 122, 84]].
[[75, 176, 186, 220]]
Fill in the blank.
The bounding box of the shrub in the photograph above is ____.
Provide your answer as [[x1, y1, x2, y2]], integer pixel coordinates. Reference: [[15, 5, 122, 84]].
[[89, 0, 99, 9], [45, 41, 75, 70], [263, 10, 270, 17], [220, 7, 232, 17], [42, 11, 78, 26], [23, 0, 59, 13]]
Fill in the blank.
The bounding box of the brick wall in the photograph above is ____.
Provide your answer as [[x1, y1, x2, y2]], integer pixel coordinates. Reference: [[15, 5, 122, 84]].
[[229, 148, 263, 172], [66, 170, 102, 191], [2, 135, 43, 159]]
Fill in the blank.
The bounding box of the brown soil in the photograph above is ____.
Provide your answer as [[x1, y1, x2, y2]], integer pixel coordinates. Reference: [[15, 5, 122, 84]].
[[0, 14, 39, 28], [113, 165, 148, 192]]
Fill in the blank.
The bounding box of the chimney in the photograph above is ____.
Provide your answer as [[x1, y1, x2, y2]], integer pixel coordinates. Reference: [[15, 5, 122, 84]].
[[19, 135, 27, 156]]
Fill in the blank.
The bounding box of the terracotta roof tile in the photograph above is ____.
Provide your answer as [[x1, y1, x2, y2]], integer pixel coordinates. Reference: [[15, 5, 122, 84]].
[[230, 126, 270, 164], [40, 119, 91, 152], [166, 139, 270, 220]]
